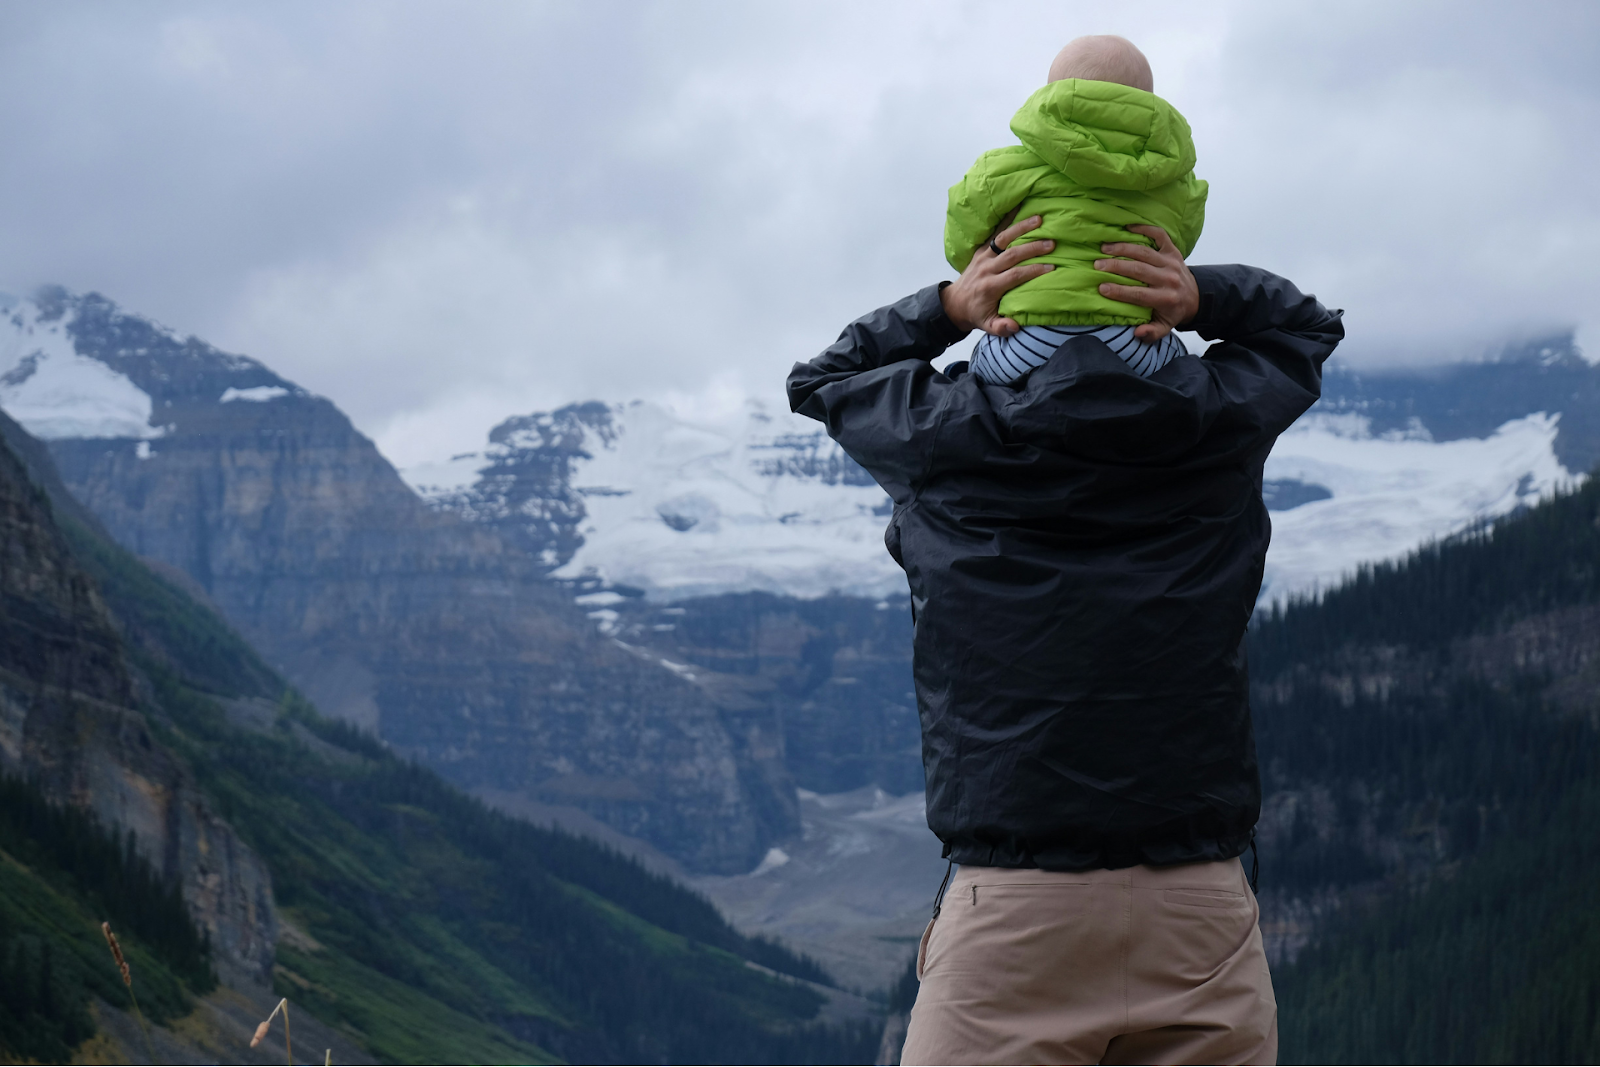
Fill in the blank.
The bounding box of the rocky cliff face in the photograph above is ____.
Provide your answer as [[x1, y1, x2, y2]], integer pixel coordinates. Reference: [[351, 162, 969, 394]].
[[594, 590, 922, 796], [0, 411, 276, 982], [2, 289, 792, 873]]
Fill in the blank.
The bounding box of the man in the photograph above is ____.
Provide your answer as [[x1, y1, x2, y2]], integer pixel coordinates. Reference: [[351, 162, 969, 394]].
[[786, 216, 1343, 1065]]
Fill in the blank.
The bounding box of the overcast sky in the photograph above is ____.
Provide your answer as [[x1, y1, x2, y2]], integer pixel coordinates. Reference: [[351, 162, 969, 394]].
[[0, 0, 1595, 466]]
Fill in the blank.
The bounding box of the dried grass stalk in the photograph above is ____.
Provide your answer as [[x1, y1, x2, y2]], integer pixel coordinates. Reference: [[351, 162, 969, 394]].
[[101, 922, 160, 1065], [250, 996, 294, 1064]]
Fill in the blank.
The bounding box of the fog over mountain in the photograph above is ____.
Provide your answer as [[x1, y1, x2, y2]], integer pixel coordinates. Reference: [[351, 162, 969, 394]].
[[0, 0, 1593, 471]]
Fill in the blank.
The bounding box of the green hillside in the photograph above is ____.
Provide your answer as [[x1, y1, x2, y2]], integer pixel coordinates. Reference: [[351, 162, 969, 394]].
[[0, 774, 214, 1063], [1258, 479, 1600, 1063], [1277, 777, 1600, 1063], [1, 423, 876, 1064]]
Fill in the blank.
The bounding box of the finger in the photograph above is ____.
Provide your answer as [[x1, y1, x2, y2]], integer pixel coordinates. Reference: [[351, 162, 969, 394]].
[[980, 210, 1021, 258], [1099, 281, 1158, 308], [1124, 225, 1174, 252], [981, 315, 1021, 337], [1008, 263, 1057, 281], [1132, 322, 1172, 342], [987, 264, 1055, 295], [993, 238, 1054, 269], [992, 214, 1043, 252], [1093, 257, 1162, 284], [1098, 241, 1165, 265]]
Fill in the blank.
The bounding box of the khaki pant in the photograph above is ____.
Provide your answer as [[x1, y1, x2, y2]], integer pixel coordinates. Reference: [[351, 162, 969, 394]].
[[900, 859, 1276, 1066]]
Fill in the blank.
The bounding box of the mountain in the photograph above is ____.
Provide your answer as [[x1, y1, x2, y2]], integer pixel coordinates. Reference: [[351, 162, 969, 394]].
[[0, 406, 880, 1064], [391, 332, 1598, 985], [9, 281, 1600, 1013], [0, 409, 276, 988], [1252, 474, 1600, 1062], [403, 332, 1592, 605], [402, 399, 898, 600], [0, 288, 795, 875]]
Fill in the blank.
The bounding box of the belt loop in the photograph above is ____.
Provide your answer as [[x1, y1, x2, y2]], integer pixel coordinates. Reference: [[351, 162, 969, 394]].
[[930, 859, 955, 919]]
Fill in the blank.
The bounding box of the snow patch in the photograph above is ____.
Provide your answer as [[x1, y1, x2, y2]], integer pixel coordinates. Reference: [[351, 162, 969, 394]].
[[0, 300, 163, 440], [751, 847, 791, 876], [549, 399, 903, 600], [220, 385, 289, 403], [658, 658, 697, 681], [412, 382, 1585, 609], [401, 451, 489, 499], [548, 400, 1577, 605], [1260, 411, 1574, 603]]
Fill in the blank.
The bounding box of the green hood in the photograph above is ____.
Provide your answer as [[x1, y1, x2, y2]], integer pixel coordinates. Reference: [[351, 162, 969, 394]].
[[945, 79, 1208, 327]]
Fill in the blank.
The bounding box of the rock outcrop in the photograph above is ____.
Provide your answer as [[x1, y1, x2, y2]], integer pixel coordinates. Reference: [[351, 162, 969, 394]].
[[0, 410, 276, 982]]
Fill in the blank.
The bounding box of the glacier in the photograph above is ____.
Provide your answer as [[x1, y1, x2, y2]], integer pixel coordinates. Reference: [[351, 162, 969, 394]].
[[405, 398, 905, 599], [0, 295, 167, 441], [403, 383, 1582, 607], [1260, 411, 1572, 601]]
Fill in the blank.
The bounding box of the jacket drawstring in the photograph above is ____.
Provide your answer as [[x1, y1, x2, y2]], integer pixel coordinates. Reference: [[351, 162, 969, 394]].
[[930, 860, 955, 919], [1248, 832, 1260, 893]]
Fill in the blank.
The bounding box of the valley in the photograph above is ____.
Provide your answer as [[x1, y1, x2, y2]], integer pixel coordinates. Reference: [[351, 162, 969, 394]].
[[4, 284, 1600, 1062]]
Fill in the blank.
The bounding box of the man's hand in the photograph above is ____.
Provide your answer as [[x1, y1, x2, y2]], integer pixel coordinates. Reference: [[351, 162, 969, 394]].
[[1095, 225, 1199, 341], [940, 215, 1055, 336]]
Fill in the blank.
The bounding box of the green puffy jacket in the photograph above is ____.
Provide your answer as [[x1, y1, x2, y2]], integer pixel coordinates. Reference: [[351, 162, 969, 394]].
[[945, 79, 1208, 326]]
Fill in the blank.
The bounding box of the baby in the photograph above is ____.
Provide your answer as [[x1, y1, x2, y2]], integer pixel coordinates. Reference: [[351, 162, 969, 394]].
[[945, 35, 1208, 384]]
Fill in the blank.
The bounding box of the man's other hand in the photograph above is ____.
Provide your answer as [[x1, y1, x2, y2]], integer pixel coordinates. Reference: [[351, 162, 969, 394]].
[[940, 215, 1055, 336], [1095, 225, 1199, 342]]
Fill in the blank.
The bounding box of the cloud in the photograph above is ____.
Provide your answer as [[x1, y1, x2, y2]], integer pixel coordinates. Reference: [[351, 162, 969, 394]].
[[0, 0, 1593, 466]]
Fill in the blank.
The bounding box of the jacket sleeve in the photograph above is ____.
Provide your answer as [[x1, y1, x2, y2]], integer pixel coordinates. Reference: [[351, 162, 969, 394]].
[[1188, 264, 1345, 446], [944, 147, 1050, 273], [786, 284, 970, 503]]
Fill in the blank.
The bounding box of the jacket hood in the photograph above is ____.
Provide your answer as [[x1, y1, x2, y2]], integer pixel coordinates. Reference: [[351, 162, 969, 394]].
[[1010, 79, 1197, 192], [990, 337, 1218, 466]]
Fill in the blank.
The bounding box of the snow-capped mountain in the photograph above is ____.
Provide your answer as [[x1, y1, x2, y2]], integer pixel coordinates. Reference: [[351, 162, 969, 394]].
[[0, 286, 308, 444], [403, 399, 898, 600], [0, 287, 798, 874], [404, 334, 1593, 605]]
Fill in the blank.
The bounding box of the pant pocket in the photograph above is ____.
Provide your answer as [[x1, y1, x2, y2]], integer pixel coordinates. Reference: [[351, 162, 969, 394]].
[[916, 914, 937, 980]]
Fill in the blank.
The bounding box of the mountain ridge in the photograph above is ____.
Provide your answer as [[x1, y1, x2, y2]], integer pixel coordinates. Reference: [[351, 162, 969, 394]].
[[0, 404, 880, 1063], [402, 333, 1589, 607], [2, 287, 796, 874]]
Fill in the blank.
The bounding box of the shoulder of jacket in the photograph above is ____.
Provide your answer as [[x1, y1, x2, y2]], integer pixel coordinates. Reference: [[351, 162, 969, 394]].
[[968, 144, 1049, 177]]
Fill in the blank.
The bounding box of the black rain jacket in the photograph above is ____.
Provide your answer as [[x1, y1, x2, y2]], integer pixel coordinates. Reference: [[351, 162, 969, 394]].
[[787, 266, 1344, 869]]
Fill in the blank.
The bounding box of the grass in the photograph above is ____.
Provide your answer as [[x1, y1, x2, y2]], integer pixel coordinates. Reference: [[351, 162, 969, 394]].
[[0, 849, 193, 1062], [274, 945, 558, 1065]]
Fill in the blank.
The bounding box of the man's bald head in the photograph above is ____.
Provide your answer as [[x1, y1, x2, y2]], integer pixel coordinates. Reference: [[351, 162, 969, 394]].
[[1048, 36, 1154, 93]]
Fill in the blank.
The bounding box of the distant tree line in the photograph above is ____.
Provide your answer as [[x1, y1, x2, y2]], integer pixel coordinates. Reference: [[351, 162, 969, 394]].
[[1250, 476, 1600, 1062], [1253, 478, 1600, 672]]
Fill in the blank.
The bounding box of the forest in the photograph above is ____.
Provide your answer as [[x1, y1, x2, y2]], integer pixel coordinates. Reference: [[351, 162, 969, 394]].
[[1256, 479, 1600, 1062]]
